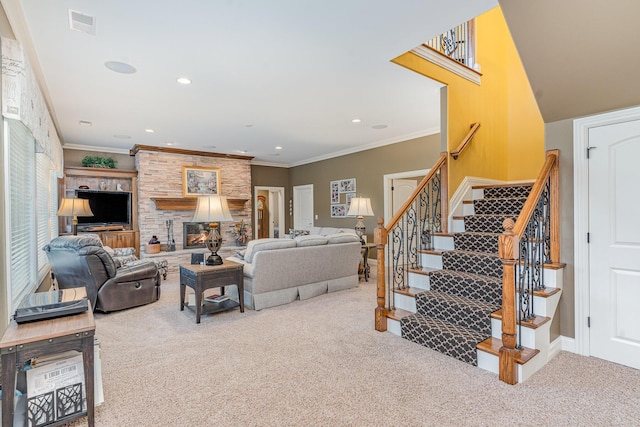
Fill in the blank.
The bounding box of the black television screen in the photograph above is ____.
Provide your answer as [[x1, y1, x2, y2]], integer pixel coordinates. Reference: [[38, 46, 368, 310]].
[[75, 190, 131, 226]]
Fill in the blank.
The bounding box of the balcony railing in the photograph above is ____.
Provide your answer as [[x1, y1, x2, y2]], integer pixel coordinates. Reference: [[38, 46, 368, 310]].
[[425, 20, 475, 68]]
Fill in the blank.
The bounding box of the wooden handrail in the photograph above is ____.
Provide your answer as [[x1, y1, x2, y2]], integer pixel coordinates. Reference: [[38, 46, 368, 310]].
[[376, 152, 449, 333], [498, 149, 559, 384], [385, 152, 448, 233], [512, 149, 560, 260], [450, 122, 481, 160]]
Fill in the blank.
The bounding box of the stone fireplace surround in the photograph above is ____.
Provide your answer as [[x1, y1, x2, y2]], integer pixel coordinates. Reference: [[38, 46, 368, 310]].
[[133, 146, 252, 273]]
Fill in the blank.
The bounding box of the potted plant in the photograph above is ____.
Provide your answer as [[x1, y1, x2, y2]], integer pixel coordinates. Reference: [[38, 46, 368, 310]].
[[81, 156, 117, 169]]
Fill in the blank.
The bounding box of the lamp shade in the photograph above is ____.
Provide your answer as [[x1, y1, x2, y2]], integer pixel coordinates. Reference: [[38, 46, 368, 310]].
[[192, 195, 234, 223], [347, 197, 374, 217], [56, 198, 94, 217]]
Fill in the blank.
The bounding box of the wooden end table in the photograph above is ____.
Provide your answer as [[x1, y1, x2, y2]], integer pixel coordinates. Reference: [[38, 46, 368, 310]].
[[179, 261, 244, 323], [360, 243, 376, 282], [0, 288, 95, 427]]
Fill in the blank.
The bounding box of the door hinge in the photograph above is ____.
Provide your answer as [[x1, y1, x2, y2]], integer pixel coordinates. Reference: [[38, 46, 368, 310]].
[[391, 186, 394, 191], [587, 232, 590, 243], [587, 146, 596, 158], [588, 316, 591, 328]]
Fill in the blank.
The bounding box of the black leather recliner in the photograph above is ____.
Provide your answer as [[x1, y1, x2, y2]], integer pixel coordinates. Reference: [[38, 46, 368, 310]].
[[44, 234, 161, 312]]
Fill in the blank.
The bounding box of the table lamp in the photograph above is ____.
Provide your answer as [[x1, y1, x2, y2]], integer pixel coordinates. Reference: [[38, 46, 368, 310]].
[[192, 195, 234, 265], [347, 197, 374, 243], [57, 198, 94, 235]]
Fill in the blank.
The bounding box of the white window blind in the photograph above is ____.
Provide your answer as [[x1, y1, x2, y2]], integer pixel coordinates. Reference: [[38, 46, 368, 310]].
[[36, 153, 55, 279], [8, 119, 37, 309]]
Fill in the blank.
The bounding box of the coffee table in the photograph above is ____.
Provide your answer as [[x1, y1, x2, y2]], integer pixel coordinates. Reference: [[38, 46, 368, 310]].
[[179, 261, 244, 323]]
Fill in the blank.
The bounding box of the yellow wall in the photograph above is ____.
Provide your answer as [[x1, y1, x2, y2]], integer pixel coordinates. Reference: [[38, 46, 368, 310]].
[[392, 6, 543, 194]]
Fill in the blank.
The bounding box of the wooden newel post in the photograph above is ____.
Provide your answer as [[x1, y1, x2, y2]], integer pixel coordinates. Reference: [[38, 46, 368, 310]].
[[374, 217, 388, 332], [498, 218, 519, 385]]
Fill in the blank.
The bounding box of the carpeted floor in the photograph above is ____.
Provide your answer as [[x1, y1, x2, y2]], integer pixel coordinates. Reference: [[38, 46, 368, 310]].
[[69, 272, 640, 426]]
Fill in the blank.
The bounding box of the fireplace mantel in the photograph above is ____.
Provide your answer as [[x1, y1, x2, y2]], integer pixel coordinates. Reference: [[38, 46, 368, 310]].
[[151, 197, 247, 211]]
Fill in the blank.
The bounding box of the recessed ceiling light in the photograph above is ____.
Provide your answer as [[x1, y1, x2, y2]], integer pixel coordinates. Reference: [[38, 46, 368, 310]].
[[245, 124, 253, 128], [144, 129, 154, 133], [105, 61, 136, 74], [113, 134, 131, 139], [166, 142, 176, 146], [202, 145, 217, 149], [275, 146, 282, 150], [352, 119, 362, 123], [79, 120, 92, 127], [270, 153, 281, 157], [177, 77, 192, 85], [237, 150, 248, 154], [372, 124, 388, 130]]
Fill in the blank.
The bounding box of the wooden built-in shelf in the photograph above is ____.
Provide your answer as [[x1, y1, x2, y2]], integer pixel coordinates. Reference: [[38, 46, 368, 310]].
[[151, 197, 248, 211]]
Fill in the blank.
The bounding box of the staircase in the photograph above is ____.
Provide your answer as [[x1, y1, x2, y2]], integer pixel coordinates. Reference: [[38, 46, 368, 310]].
[[385, 182, 563, 382]]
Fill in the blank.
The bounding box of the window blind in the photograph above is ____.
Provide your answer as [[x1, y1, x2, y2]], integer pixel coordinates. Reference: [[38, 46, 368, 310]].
[[36, 153, 54, 279], [8, 119, 36, 309]]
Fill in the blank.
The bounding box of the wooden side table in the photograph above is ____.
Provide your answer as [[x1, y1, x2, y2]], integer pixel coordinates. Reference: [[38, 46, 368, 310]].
[[0, 289, 96, 427], [360, 243, 376, 282], [179, 261, 244, 323]]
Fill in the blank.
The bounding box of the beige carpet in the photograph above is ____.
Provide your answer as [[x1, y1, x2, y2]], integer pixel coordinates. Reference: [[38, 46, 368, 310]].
[[70, 272, 640, 426]]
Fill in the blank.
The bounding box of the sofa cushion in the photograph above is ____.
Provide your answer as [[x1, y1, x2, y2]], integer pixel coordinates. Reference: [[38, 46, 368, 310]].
[[326, 233, 360, 244], [294, 235, 328, 247], [244, 238, 296, 263]]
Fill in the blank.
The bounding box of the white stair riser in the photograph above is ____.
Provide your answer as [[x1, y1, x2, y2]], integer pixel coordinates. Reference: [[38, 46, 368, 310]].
[[422, 253, 443, 269], [388, 318, 402, 337], [433, 235, 454, 251], [490, 318, 551, 351], [462, 203, 475, 216], [472, 188, 485, 199], [407, 272, 430, 290], [515, 268, 563, 289], [452, 219, 465, 232], [394, 293, 416, 313], [477, 350, 543, 383], [516, 290, 562, 317]]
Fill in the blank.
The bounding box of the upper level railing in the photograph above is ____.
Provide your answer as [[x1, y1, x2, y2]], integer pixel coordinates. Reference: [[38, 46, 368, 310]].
[[425, 19, 475, 68], [497, 149, 559, 384], [374, 152, 448, 331]]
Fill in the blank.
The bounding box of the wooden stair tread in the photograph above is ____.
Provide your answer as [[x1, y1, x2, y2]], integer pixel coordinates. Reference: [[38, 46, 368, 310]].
[[394, 287, 427, 297], [476, 337, 539, 364], [407, 267, 439, 276], [420, 249, 443, 255], [433, 232, 455, 237], [491, 309, 550, 329], [387, 308, 413, 321], [471, 182, 535, 190], [533, 287, 561, 298]]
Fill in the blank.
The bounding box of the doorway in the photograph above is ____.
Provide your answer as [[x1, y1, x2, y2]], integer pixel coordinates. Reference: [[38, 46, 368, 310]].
[[574, 106, 640, 369], [254, 186, 285, 239], [293, 184, 314, 230], [383, 169, 429, 223]]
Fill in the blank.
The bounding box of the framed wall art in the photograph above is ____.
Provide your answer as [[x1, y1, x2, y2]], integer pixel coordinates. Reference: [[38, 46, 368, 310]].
[[331, 204, 347, 218], [339, 178, 356, 193], [330, 180, 340, 203], [182, 166, 220, 197]]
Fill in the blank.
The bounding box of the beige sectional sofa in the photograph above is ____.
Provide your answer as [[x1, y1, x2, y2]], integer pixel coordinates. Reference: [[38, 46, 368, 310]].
[[226, 229, 362, 310]]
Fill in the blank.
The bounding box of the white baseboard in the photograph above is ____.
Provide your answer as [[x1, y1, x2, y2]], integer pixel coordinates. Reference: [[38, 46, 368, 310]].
[[560, 336, 576, 353]]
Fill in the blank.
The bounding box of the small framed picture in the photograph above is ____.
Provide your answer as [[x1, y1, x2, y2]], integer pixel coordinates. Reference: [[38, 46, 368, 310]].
[[339, 178, 356, 193], [331, 204, 347, 218], [330, 180, 340, 203], [345, 192, 355, 207], [190, 253, 205, 265], [182, 166, 221, 197]]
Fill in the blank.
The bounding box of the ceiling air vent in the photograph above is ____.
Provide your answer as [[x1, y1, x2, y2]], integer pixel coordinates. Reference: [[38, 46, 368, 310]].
[[68, 10, 95, 35]]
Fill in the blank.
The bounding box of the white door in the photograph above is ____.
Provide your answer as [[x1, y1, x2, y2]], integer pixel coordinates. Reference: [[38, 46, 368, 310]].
[[293, 184, 314, 230], [392, 179, 418, 216], [588, 119, 640, 369]]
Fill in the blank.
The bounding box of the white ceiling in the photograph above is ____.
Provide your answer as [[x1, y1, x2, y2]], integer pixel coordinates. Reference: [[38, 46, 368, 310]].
[[3, 0, 497, 166]]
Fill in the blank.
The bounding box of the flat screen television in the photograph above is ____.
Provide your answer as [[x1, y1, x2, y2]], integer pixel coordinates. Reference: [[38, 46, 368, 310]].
[[75, 190, 131, 227]]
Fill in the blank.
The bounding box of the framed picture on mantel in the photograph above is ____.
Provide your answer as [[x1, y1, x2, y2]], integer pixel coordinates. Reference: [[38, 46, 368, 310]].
[[182, 166, 220, 197]]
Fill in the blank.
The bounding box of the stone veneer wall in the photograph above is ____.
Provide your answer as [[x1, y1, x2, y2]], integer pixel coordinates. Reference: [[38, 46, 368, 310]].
[[135, 149, 252, 273]]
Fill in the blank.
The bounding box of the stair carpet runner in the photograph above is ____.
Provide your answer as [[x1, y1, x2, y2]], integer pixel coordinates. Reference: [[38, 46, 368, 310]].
[[401, 184, 532, 365]]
